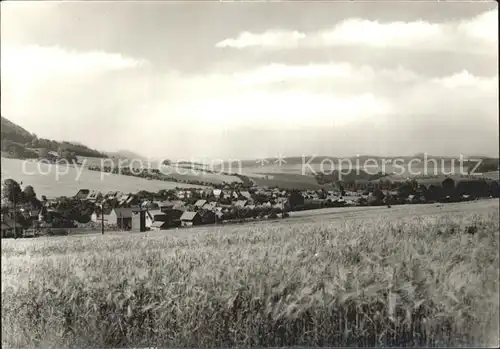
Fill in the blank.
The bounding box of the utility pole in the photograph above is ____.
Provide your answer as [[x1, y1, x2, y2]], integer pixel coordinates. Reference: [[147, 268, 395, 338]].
[[100, 203, 104, 235], [13, 194, 17, 239]]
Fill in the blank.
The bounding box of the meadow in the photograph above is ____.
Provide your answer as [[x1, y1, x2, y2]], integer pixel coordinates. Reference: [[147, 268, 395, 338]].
[[2, 200, 499, 348], [0, 157, 205, 198], [79, 156, 243, 185], [241, 162, 468, 177]]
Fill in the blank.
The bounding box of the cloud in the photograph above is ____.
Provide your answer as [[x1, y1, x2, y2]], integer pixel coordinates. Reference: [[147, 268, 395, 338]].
[[1, 44, 148, 87], [216, 9, 497, 54], [234, 62, 420, 87]]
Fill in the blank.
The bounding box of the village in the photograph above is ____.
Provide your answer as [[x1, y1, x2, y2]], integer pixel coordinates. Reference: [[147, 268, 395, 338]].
[[1, 171, 499, 238]]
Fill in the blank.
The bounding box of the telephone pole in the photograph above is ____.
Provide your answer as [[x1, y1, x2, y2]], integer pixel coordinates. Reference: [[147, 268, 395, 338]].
[[100, 203, 104, 235], [13, 195, 17, 239]]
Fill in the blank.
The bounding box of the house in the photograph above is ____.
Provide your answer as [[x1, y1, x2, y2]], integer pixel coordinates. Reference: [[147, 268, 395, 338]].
[[202, 202, 217, 211], [194, 199, 207, 208], [176, 190, 192, 200], [235, 200, 248, 208], [160, 200, 185, 211], [118, 193, 138, 207], [131, 207, 148, 232], [213, 189, 222, 198], [239, 191, 251, 200], [1, 217, 23, 238], [155, 201, 172, 209], [200, 210, 216, 224], [113, 208, 135, 229], [75, 189, 90, 200], [150, 220, 170, 230], [105, 191, 122, 200], [147, 208, 183, 229], [215, 211, 224, 221], [86, 190, 102, 202], [180, 211, 201, 226], [146, 209, 164, 228], [91, 207, 113, 223], [92, 207, 134, 230]]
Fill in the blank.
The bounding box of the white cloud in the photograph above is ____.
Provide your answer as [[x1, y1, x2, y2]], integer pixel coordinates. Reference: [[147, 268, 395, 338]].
[[235, 62, 420, 86], [216, 30, 306, 49], [1, 46, 497, 158], [432, 70, 497, 91], [216, 9, 497, 54], [1, 44, 148, 87]]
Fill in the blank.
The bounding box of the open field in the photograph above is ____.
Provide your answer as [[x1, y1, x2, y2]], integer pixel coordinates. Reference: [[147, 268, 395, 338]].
[[247, 172, 325, 190], [2, 200, 499, 348], [241, 163, 470, 177], [1, 157, 206, 198], [79, 156, 243, 185]]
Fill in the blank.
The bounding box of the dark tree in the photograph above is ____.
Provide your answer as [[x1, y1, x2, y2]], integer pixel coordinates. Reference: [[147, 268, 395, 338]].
[[23, 185, 36, 201], [2, 179, 23, 203], [288, 189, 305, 209]]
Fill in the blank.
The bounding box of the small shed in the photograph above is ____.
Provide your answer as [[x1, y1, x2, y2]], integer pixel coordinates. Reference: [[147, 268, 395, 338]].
[[180, 211, 201, 227]]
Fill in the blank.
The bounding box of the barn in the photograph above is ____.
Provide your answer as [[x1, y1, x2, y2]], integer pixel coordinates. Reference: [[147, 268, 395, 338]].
[[180, 211, 201, 227]]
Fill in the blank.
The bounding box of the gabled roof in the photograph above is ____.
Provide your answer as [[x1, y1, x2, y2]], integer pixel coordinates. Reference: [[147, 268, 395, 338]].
[[194, 199, 207, 207], [239, 191, 251, 199], [180, 211, 199, 221], [147, 209, 163, 221], [202, 202, 216, 211], [87, 190, 102, 201], [75, 189, 90, 199], [235, 200, 247, 208]]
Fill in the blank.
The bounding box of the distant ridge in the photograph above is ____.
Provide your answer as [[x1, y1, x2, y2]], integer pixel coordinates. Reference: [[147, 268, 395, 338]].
[[0, 116, 108, 159], [106, 150, 147, 160]]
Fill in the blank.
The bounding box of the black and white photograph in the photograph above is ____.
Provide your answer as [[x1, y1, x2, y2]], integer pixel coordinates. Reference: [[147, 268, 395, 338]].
[[1, 0, 499, 347]]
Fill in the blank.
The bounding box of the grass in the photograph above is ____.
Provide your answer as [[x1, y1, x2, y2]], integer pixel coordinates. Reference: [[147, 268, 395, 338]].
[[1, 157, 205, 198], [80, 156, 243, 185], [248, 172, 325, 190], [2, 201, 499, 348]]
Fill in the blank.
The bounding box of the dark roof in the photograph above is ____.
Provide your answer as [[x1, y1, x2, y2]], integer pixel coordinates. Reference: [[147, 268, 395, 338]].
[[180, 211, 199, 221], [87, 190, 101, 200], [147, 209, 163, 220], [75, 189, 90, 198]]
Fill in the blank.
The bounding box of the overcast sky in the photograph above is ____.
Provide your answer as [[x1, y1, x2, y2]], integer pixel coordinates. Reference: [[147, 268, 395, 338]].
[[1, 1, 498, 160]]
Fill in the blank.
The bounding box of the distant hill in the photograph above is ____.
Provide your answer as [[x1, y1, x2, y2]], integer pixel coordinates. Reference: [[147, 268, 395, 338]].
[[230, 154, 499, 168], [1, 116, 108, 159], [106, 150, 146, 160]]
